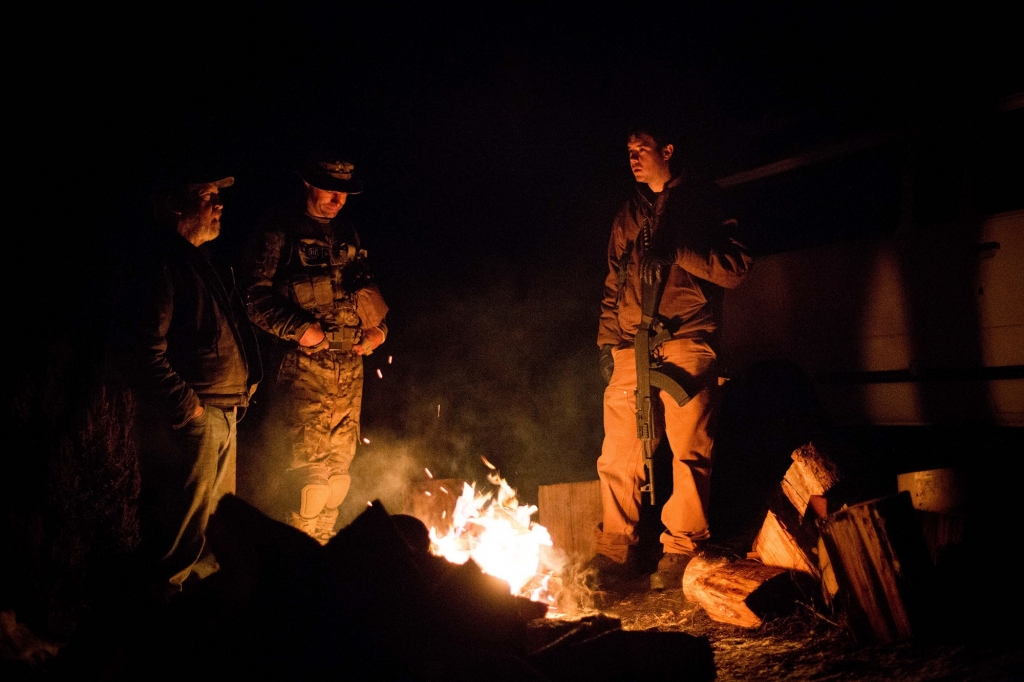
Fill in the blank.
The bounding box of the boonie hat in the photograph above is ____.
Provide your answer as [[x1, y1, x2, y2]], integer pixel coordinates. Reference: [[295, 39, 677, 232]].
[[299, 157, 363, 195]]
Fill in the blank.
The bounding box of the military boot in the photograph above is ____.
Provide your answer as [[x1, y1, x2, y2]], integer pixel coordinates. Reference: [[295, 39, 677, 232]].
[[288, 511, 320, 539], [313, 507, 340, 545], [650, 552, 695, 591]]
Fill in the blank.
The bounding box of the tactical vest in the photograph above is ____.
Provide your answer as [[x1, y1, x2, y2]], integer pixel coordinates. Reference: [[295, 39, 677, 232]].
[[273, 221, 370, 350]]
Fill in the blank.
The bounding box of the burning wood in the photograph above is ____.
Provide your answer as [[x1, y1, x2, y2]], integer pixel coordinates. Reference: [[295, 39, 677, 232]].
[[427, 470, 558, 607]]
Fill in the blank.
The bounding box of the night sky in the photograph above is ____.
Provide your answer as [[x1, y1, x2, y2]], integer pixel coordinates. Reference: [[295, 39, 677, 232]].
[[15, 4, 1022, 522]]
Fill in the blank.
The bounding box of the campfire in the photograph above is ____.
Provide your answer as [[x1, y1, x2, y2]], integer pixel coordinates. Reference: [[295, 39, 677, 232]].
[[425, 458, 562, 612]]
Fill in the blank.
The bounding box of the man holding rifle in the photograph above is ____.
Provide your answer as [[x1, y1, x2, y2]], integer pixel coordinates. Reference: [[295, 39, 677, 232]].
[[593, 121, 752, 590]]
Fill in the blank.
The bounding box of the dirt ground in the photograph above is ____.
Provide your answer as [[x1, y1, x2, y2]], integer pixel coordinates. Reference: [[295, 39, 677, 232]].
[[574, 573, 1024, 682]]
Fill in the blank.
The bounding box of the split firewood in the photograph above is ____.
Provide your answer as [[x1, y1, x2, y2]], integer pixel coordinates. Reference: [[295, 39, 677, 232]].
[[537, 480, 602, 565], [682, 556, 799, 628], [752, 509, 819, 577], [751, 443, 841, 580], [817, 491, 933, 644], [781, 442, 841, 518]]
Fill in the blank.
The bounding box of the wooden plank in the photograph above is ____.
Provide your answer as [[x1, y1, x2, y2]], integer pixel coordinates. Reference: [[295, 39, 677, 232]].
[[817, 491, 933, 644], [682, 557, 795, 628], [538, 480, 602, 566]]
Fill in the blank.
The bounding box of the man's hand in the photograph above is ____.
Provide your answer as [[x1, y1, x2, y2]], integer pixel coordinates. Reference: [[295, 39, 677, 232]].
[[298, 322, 327, 351], [599, 345, 615, 385], [353, 327, 385, 356], [639, 254, 670, 287]]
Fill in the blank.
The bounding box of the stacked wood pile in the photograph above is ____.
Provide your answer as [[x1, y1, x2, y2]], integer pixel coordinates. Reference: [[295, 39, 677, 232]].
[[750, 442, 840, 584], [681, 442, 938, 645]]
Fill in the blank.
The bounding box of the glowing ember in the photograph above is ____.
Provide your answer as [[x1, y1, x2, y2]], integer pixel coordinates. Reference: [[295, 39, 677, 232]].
[[428, 462, 558, 608], [388, 355, 393, 364], [425, 468, 433, 479], [376, 369, 383, 378], [362, 437, 370, 444]]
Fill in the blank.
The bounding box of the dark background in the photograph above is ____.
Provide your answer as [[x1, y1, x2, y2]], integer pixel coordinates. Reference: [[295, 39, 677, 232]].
[[9, 4, 1022, 530]]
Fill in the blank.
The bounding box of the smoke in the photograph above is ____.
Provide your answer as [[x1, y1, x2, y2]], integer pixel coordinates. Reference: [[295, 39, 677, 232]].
[[336, 434, 423, 527], [360, 260, 608, 507]]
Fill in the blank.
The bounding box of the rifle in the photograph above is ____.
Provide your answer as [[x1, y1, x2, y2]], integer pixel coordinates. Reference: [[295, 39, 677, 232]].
[[634, 266, 694, 505]]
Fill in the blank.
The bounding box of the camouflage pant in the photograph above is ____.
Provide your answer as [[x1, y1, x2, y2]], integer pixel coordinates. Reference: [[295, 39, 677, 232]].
[[276, 348, 363, 541]]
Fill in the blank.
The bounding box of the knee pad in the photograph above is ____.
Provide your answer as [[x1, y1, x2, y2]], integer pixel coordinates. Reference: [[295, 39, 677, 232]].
[[325, 474, 351, 509], [299, 483, 330, 518]]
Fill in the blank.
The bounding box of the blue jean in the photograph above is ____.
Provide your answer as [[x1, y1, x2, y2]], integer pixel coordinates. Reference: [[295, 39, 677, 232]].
[[138, 404, 237, 590]]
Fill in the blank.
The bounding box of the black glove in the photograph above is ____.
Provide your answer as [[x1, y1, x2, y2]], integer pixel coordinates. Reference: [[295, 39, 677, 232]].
[[599, 345, 615, 385], [639, 253, 670, 287]]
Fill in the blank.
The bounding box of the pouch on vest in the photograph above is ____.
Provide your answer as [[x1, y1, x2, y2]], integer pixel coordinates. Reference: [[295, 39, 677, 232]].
[[331, 243, 358, 266], [297, 239, 331, 267]]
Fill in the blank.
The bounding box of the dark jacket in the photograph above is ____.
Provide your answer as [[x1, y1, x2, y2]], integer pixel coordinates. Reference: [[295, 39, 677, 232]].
[[242, 208, 388, 344], [116, 229, 262, 427], [598, 173, 753, 350]]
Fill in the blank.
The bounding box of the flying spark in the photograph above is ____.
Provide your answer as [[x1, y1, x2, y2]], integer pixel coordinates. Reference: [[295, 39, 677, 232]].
[[362, 437, 370, 444], [425, 468, 433, 479], [376, 369, 383, 379], [388, 356, 393, 364]]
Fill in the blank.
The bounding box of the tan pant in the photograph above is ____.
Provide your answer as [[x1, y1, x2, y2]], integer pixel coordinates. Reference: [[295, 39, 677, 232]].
[[595, 338, 720, 561], [276, 348, 363, 521]]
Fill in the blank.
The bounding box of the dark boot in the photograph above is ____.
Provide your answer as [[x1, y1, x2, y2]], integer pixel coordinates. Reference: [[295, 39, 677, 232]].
[[649, 552, 695, 591], [583, 549, 640, 589]]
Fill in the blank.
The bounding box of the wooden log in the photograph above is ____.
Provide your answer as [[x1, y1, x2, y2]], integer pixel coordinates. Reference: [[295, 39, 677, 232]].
[[816, 492, 933, 644], [682, 557, 797, 628], [538, 480, 602, 565], [897, 468, 967, 564], [402, 478, 466, 537], [751, 509, 819, 577], [896, 468, 967, 514], [781, 442, 841, 517], [914, 510, 966, 565]]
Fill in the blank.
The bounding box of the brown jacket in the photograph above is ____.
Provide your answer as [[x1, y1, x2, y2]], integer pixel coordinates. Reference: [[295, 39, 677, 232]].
[[115, 229, 263, 427], [598, 173, 752, 351]]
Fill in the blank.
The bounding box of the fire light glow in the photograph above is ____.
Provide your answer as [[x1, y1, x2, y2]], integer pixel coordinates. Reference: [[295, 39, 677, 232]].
[[428, 465, 558, 608]]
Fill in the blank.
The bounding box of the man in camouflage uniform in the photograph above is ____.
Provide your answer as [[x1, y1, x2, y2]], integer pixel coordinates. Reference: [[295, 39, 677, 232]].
[[244, 155, 388, 543]]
